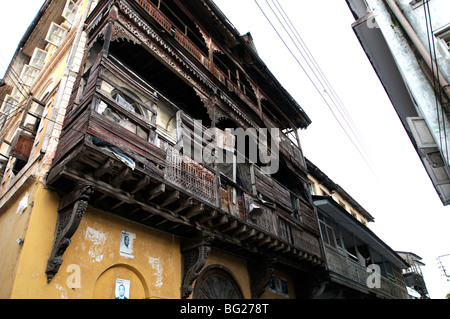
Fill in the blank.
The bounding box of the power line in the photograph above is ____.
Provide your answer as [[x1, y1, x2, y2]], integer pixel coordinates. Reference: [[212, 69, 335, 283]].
[[272, 0, 368, 155], [422, 0, 449, 167], [263, 0, 374, 169], [254, 0, 378, 177]]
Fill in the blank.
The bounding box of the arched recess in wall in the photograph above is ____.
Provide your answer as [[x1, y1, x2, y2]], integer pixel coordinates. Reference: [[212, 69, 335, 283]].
[[92, 263, 149, 299], [193, 265, 244, 299], [36, 77, 55, 103]]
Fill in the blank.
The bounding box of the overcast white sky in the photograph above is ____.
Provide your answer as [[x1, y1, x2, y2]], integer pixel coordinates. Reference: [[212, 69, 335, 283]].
[[1, 0, 449, 298]]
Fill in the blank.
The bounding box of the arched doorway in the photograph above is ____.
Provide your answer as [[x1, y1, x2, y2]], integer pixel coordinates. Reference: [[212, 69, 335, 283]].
[[92, 264, 149, 299], [193, 265, 244, 299]]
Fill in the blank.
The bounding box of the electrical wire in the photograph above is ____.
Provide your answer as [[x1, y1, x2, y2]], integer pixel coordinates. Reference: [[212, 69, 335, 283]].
[[265, 0, 374, 169], [272, 0, 368, 154], [254, 0, 377, 177], [422, 0, 449, 167]]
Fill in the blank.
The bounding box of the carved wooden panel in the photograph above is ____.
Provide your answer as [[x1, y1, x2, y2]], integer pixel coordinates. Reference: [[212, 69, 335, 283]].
[[165, 146, 216, 204], [193, 266, 243, 299]]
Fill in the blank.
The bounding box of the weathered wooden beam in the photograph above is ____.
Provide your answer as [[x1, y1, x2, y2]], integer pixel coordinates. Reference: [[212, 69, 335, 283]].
[[238, 229, 257, 241], [186, 203, 205, 219], [168, 223, 182, 231], [95, 158, 114, 178], [95, 193, 108, 202], [222, 220, 238, 233], [148, 183, 166, 201], [296, 251, 306, 260], [111, 167, 131, 188], [155, 218, 169, 226], [248, 232, 264, 244], [275, 243, 287, 252], [257, 235, 271, 247], [140, 213, 156, 222], [62, 168, 189, 227], [111, 200, 125, 210], [213, 214, 229, 228], [282, 245, 292, 254], [267, 240, 279, 250], [131, 175, 151, 194], [233, 225, 248, 237], [174, 197, 195, 213], [198, 210, 217, 224], [161, 190, 180, 207]]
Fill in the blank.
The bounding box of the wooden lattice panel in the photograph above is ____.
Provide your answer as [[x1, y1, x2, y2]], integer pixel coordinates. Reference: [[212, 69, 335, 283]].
[[165, 146, 216, 204]]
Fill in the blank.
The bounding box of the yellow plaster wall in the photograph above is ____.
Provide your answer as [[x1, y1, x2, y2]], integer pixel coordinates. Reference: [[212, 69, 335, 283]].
[[7, 185, 297, 299], [308, 175, 369, 225], [9, 184, 59, 298], [0, 182, 39, 298], [9, 191, 182, 299], [260, 269, 296, 299]]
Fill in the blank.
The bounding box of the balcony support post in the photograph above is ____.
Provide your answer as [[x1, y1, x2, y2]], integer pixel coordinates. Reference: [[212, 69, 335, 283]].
[[248, 258, 276, 299], [180, 233, 214, 299], [45, 182, 94, 283]]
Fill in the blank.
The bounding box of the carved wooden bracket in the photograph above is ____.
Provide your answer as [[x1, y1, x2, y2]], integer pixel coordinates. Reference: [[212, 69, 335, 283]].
[[46, 183, 94, 283], [180, 233, 214, 299], [247, 258, 277, 299]]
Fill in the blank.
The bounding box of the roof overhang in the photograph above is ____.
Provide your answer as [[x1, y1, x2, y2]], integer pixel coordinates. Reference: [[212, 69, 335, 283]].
[[350, 13, 450, 206], [313, 195, 409, 269]]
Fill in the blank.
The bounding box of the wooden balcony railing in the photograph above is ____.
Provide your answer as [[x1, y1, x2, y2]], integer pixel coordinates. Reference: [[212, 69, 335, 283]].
[[169, 110, 321, 257], [323, 244, 407, 299], [165, 145, 216, 205]]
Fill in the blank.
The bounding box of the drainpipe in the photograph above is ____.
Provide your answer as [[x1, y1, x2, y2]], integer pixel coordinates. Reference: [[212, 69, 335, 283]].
[[41, 0, 94, 155], [384, 0, 450, 100]]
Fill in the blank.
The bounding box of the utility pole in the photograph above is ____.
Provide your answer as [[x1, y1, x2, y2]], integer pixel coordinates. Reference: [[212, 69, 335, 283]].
[[437, 254, 450, 281]]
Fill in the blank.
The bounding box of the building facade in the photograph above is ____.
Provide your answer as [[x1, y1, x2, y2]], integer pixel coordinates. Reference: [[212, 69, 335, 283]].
[[0, 0, 326, 299], [307, 159, 409, 299], [397, 251, 430, 299], [0, 0, 413, 300], [344, 0, 450, 205]]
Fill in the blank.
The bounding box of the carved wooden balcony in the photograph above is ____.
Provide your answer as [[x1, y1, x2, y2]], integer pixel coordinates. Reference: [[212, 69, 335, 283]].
[[45, 0, 324, 282], [47, 102, 324, 269], [47, 59, 324, 276]]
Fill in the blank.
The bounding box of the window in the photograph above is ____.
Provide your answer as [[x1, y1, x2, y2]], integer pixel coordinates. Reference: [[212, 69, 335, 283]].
[[8, 98, 45, 174], [268, 274, 289, 297], [435, 25, 450, 52], [20, 65, 40, 87], [45, 22, 68, 47], [1, 95, 18, 116], [11, 87, 24, 102], [62, 0, 81, 25], [268, 275, 276, 293], [410, 0, 429, 9], [318, 213, 339, 248], [29, 48, 48, 69], [20, 98, 45, 135]]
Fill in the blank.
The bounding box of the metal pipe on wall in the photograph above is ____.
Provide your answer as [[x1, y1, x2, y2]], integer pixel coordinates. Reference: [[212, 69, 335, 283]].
[[384, 0, 450, 99]]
